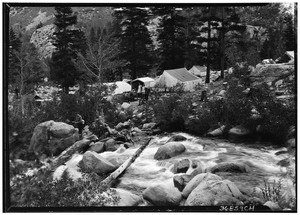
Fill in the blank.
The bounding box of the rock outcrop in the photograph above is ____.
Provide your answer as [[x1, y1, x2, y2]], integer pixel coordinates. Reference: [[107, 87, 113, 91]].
[[154, 142, 186, 160], [143, 180, 182, 206], [81, 151, 116, 174], [29, 120, 79, 156]]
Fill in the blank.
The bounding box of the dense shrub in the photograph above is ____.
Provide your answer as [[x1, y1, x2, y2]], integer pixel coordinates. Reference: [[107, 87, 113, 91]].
[[150, 84, 193, 131], [8, 83, 122, 159], [10, 166, 119, 207]]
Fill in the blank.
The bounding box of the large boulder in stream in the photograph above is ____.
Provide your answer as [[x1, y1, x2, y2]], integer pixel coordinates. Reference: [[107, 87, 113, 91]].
[[172, 158, 190, 173], [228, 125, 252, 142], [29, 120, 79, 156], [185, 178, 244, 206], [81, 151, 116, 174], [154, 142, 186, 160], [182, 173, 222, 198], [173, 174, 194, 192], [167, 134, 187, 142], [211, 162, 248, 174], [143, 180, 182, 206], [88, 141, 105, 153], [114, 188, 142, 206]]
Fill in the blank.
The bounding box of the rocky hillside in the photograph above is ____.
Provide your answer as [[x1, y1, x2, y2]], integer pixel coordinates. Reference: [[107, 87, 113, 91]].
[[9, 6, 113, 58]]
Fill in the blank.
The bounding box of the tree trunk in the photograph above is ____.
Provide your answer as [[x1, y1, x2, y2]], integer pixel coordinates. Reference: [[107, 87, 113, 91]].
[[206, 7, 211, 84], [101, 138, 152, 186], [220, 7, 225, 79]]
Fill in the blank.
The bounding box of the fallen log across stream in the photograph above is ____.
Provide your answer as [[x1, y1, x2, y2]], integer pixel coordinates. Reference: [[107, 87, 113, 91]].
[[101, 137, 152, 186]]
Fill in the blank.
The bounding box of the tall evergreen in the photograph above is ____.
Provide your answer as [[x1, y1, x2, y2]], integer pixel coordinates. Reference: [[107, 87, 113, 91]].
[[152, 6, 186, 71], [283, 14, 295, 51], [50, 7, 87, 94], [9, 27, 22, 84], [114, 7, 154, 79]]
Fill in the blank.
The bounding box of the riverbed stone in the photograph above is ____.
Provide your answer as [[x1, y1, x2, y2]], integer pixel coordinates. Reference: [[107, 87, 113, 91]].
[[88, 141, 105, 153], [228, 125, 252, 142], [277, 158, 290, 167], [167, 134, 187, 142], [264, 201, 282, 211], [143, 180, 182, 206], [172, 158, 190, 173], [184, 179, 243, 206], [154, 142, 186, 160], [142, 122, 156, 130], [182, 173, 222, 198], [211, 162, 248, 174], [114, 188, 142, 206], [105, 139, 118, 152], [81, 151, 116, 174], [206, 125, 226, 137], [173, 174, 194, 191]]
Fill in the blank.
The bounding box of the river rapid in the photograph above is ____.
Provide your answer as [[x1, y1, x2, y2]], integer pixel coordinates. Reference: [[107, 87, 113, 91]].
[[113, 132, 295, 205]]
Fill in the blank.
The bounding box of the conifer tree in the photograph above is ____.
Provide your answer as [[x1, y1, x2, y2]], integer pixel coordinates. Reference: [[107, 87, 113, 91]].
[[114, 7, 154, 79], [50, 7, 87, 94]]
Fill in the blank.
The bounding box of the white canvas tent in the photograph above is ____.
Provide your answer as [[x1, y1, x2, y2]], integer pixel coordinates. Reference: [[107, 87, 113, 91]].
[[132, 77, 155, 89], [189, 65, 207, 77], [106, 81, 131, 95], [153, 68, 203, 91]]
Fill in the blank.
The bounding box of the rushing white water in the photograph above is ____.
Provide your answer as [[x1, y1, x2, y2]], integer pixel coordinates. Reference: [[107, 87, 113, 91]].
[[116, 132, 294, 200]]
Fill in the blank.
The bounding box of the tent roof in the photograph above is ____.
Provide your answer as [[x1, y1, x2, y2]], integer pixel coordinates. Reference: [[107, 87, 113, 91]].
[[106, 81, 131, 95], [286, 51, 294, 59], [132, 77, 155, 83], [165, 68, 200, 82], [194, 65, 207, 71]]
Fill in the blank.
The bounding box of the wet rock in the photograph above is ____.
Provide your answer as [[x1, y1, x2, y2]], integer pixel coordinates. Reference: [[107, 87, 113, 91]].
[[172, 159, 190, 173], [228, 125, 251, 142], [275, 150, 288, 156], [277, 158, 290, 167], [190, 166, 204, 177], [115, 145, 126, 154], [173, 174, 194, 191], [142, 122, 156, 130], [167, 134, 187, 142], [264, 201, 282, 211], [154, 142, 186, 160], [49, 122, 76, 138], [185, 179, 243, 206], [114, 188, 142, 206], [211, 162, 248, 174], [81, 151, 116, 174], [49, 133, 79, 156], [213, 195, 243, 206], [88, 141, 105, 153], [85, 134, 98, 142], [206, 125, 226, 137], [105, 139, 118, 152], [29, 120, 78, 156], [182, 173, 222, 198], [143, 180, 182, 206], [132, 127, 142, 133], [194, 139, 217, 151]]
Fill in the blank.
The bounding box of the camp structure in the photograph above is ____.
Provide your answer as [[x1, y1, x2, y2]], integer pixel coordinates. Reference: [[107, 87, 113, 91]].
[[131, 77, 155, 90], [189, 65, 207, 77], [153, 68, 203, 91], [105, 81, 132, 95], [275, 51, 294, 64]]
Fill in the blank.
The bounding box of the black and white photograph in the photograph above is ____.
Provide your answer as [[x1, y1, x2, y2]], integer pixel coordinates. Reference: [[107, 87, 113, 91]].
[[3, 1, 297, 212]]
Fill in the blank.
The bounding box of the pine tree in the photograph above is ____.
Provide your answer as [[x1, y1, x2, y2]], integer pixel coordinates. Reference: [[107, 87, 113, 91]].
[[9, 27, 22, 84], [114, 7, 154, 79], [152, 6, 186, 71], [50, 7, 87, 94], [283, 14, 294, 51]]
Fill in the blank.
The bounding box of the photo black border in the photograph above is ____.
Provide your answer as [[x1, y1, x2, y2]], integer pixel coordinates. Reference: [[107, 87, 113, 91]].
[[2, 2, 297, 213]]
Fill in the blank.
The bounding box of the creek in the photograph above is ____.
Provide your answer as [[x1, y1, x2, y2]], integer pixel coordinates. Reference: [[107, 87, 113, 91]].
[[113, 132, 294, 204]]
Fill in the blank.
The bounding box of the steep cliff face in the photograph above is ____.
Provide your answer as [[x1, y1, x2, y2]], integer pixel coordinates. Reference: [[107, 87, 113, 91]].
[[9, 6, 113, 58]]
